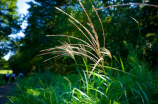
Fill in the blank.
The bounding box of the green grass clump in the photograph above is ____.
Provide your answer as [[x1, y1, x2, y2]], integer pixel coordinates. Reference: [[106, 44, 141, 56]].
[[7, 53, 158, 103]]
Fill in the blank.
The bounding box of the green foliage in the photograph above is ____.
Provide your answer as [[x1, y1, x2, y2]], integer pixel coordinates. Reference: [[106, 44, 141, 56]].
[[8, 52, 158, 103], [11, 0, 157, 74], [11, 0, 69, 73], [0, 0, 21, 57], [97, 0, 158, 65], [0, 58, 8, 69]]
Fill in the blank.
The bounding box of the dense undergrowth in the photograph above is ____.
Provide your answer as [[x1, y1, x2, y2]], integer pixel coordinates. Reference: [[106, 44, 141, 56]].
[[8, 48, 158, 104]]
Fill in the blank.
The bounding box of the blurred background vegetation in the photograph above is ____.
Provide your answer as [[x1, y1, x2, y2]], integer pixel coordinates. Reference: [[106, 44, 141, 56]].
[[0, 0, 157, 74]]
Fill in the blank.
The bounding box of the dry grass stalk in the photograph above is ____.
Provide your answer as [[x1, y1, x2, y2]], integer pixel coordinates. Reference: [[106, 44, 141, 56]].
[[40, 1, 112, 78], [96, 3, 158, 11], [92, 5, 105, 48], [88, 58, 103, 78], [54, 6, 97, 47], [79, 1, 100, 51], [68, 19, 96, 49]]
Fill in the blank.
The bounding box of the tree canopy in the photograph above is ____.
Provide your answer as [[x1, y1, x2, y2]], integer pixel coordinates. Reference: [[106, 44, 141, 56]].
[[0, 0, 21, 58]]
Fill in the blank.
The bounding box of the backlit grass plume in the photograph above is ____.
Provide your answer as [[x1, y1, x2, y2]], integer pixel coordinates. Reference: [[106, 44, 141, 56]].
[[40, 1, 112, 78]]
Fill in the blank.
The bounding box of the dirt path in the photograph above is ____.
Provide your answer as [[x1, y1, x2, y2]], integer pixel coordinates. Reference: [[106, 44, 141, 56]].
[[0, 83, 17, 104]]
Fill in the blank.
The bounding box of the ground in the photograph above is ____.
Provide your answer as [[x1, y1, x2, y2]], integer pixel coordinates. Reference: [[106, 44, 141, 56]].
[[0, 83, 17, 104]]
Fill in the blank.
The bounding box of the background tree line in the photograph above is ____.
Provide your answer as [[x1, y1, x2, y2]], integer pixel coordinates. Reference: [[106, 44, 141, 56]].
[[0, 0, 21, 69], [1, 0, 157, 74]]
